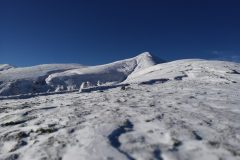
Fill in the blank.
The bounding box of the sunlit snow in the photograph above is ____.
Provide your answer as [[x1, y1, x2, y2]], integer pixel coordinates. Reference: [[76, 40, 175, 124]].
[[0, 53, 240, 160]]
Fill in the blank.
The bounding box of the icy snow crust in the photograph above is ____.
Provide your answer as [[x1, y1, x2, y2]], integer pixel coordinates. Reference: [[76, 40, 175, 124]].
[[0, 53, 240, 159]]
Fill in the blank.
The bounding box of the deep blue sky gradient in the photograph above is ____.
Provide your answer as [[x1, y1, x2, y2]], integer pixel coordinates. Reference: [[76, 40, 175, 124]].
[[1, 0, 240, 66]]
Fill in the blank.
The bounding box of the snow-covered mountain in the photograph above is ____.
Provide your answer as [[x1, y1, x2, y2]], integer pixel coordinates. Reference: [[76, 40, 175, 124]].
[[2, 52, 238, 97], [124, 59, 240, 84], [0, 52, 162, 96], [46, 52, 162, 91], [0, 52, 240, 160], [0, 64, 85, 96], [0, 64, 15, 71]]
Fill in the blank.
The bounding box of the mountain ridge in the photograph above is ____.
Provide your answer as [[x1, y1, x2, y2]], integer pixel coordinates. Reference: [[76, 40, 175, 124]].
[[0, 52, 160, 96], [0, 52, 239, 97]]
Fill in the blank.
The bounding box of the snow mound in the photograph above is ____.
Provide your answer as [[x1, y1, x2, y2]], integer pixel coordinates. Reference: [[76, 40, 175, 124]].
[[45, 52, 160, 90], [0, 64, 15, 71]]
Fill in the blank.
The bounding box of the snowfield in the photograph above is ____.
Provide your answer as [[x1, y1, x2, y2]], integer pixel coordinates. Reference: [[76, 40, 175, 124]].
[[0, 53, 240, 160]]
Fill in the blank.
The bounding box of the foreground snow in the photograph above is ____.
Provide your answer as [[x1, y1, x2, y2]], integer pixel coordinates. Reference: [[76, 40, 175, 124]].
[[0, 57, 240, 160]]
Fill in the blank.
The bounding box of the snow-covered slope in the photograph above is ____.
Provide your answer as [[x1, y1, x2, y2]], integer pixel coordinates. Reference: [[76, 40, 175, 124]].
[[0, 52, 161, 96], [124, 59, 240, 84], [45, 52, 161, 90], [0, 64, 85, 96], [0, 54, 240, 160], [0, 64, 15, 71]]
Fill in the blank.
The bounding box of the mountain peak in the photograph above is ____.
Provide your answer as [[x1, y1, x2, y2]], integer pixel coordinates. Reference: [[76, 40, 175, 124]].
[[136, 52, 152, 58], [135, 52, 165, 64], [0, 52, 164, 96]]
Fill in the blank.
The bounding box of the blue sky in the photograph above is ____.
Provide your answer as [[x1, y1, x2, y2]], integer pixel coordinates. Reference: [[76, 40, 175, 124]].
[[0, 0, 240, 66]]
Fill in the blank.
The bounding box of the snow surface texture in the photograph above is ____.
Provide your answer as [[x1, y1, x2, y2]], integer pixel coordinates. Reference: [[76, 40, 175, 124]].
[[0, 53, 240, 160]]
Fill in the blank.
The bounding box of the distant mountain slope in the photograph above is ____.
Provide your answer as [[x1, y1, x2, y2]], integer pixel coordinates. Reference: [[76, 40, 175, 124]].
[[0, 52, 239, 97], [0, 52, 161, 96], [124, 59, 240, 85], [0, 64, 15, 71], [0, 64, 85, 96], [46, 52, 160, 90]]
